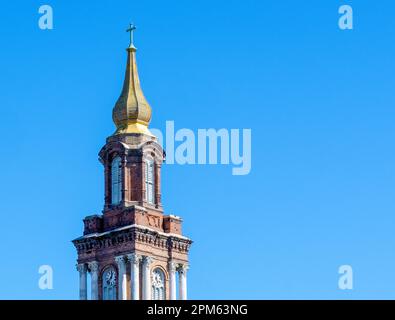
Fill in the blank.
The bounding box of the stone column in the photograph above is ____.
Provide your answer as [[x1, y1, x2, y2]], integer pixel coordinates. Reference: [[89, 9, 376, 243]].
[[76, 263, 87, 300], [127, 253, 141, 300], [142, 256, 153, 300], [115, 256, 127, 300], [178, 264, 188, 300], [88, 261, 99, 300], [168, 261, 177, 300]]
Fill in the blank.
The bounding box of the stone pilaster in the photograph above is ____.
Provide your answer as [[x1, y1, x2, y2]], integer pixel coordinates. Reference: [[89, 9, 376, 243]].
[[115, 256, 127, 300], [88, 261, 99, 300], [76, 263, 87, 300], [142, 256, 153, 300], [127, 253, 142, 300], [168, 261, 177, 300], [178, 264, 188, 300]]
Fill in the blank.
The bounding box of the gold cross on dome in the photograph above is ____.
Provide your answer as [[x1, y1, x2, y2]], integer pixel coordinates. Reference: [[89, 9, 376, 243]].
[[126, 23, 137, 48], [126, 23, 136, 48]]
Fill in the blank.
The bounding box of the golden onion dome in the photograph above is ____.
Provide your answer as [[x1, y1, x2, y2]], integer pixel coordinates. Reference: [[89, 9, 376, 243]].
[[112, 43, 153, 135]]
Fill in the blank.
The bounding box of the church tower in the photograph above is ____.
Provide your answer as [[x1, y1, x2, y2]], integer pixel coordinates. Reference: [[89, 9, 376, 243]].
[[72, 26, 192, 300]]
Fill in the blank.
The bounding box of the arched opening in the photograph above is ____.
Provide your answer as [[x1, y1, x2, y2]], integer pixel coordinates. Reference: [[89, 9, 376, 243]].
[[111, 156, 122, 205], [145, 159, 155, 204], [102, 266, 117, 300], [151, 268, 165, 300]]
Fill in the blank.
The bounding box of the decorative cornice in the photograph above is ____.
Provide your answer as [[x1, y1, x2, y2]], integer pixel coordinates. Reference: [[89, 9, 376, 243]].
[[72, 224, 192, 257]]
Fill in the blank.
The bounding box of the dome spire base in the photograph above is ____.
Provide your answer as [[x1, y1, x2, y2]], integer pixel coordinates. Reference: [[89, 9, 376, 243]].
[[113, 121, 154, 136]]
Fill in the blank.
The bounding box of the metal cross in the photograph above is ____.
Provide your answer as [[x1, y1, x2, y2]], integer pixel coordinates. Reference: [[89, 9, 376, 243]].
[[126, 23, 137, 48]]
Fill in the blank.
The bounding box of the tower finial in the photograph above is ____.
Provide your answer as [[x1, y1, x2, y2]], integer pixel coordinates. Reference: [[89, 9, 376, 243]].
[[126, 23, 137, 49]]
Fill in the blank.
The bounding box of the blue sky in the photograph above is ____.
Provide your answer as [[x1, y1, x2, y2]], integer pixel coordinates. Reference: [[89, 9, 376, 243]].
[[0, 0, 395, 299]]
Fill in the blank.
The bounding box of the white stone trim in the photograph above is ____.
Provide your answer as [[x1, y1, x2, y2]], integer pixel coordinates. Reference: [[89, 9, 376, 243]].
[[74, 223, 191, 241]]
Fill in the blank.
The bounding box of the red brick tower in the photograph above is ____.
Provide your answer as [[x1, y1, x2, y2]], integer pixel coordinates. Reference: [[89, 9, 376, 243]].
[[72, 28, 192, 300]]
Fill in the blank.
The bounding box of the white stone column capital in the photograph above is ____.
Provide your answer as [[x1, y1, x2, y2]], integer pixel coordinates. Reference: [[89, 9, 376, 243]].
[[168, 261, 177, 272], [143, 256, 154, 266], [88, 261, 99, 273], [177, 263, 189, 274], [76, 263, 87, 273], [127, 253, 142, 265], [115, 255, 126, 265]]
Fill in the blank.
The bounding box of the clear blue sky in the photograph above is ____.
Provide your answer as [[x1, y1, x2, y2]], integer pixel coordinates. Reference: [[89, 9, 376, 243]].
[[0, 0, 395, 299]]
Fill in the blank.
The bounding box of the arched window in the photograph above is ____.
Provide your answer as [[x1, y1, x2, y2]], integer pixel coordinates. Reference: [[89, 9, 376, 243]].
[[111, 156, 122, 205], [102, 266, 117, 300], [151, 268, 165, 300], [145, 160, 155, 204]]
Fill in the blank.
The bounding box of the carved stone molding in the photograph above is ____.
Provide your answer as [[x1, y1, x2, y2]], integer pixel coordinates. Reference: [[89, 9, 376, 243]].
[[177, 264, 189, 274], [143, 256, 154, 267], [88, 261, 99, 273], [127, 253, 141, 265], [168, 261, 177, 273], [76, 263, 87, 273], [114, 255, 126, 266]]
